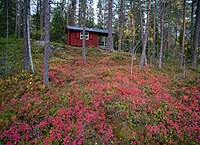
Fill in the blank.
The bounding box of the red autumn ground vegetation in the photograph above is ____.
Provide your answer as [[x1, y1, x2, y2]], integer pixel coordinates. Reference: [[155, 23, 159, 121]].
[[0, 46, 199, 144]]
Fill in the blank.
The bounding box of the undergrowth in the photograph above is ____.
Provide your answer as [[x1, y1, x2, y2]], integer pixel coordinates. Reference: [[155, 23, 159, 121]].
[[0, 38, 199, 144]]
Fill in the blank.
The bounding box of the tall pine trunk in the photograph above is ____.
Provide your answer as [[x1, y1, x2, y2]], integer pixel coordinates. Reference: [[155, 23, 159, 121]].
[[152, 0, 156, 60], [23, 0, 29, 70], [82, 0, 86, 63], [6, 0, 9, 72], [18, 0, 21, 38], [180, 0, 186, 69], [118, 0, 123, 51], [190, 0, 195, 50], [43, 0, 50, 85], [167, 24, 171, 60], [108, 0, 114, 51], [192, 0, 200, 68]]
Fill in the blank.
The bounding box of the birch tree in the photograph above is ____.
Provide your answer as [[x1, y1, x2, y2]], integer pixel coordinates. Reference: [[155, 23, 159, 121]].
[[179, 0, 186, 69], [129, 0, 135, 52], [23, 0, 34, 73], [27, 0, 34, 73], [139, 0, 151, 68], [158, 1, 166, 69]]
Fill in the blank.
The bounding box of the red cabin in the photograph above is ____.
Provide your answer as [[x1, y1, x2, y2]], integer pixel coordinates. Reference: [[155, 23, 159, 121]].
[[66, 26, 115, 47]]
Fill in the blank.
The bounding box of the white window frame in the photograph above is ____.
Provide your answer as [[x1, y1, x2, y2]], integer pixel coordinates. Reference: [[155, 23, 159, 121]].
[[80, 32, 89, 40]]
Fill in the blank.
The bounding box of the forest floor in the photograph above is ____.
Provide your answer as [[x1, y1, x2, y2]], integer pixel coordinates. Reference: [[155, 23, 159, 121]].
[[0, 40, 200, 144]]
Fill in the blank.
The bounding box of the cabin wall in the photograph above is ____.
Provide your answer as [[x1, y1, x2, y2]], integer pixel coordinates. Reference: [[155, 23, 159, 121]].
[[66, 30, 98, 47]]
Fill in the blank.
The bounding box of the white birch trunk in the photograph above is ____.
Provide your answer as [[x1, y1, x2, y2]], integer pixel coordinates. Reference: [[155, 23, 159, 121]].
[[27, 0, 34, 73], [139, 0, 151, 68], [158, 2, 165, 69], [180, 0, 186, 69]]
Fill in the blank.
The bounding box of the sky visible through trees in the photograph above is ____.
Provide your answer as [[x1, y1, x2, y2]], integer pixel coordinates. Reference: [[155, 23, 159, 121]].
[[30, 0, 99, 22]]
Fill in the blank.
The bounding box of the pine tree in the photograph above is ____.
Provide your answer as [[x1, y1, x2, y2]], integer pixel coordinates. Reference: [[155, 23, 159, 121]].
[[192, 0, 200, 68], [118, 0, 124, 51], [108, 0, 114, 51], [43, 0, 50, 85], [82, 0, 87, 63]]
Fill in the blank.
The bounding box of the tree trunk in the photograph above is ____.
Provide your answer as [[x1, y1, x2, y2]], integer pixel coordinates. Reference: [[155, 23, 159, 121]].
[[43, 0, 50, 85], [139, 0, 144, 46], [139, 0, 151, 68], [118, 0, 123, 51], [180, 0, 186, 69], [40, 0, 45, 41], [108, 0, 114, 51], [192, 0, 200, 68], [27, 0, 34, 73], [129, 0, 135, 52], [167, 24, 171, 60], [18, 0, 21, 38], [152, 0, 156, 60], [6, 0, 9, 72], [15, 0, 18, 35], [82, 0, 86, 63], [173, 23, 178, 57], [158, 2, 165, 69], [24, 0, 29, 70], [190, 0, 195, 50]]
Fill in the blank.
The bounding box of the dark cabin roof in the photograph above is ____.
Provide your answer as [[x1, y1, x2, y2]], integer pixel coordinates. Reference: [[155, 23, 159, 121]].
[[66, 26, 116, 35]]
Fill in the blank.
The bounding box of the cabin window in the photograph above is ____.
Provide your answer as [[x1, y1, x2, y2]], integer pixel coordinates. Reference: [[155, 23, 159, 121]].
[[80, 32, 89, 40]]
